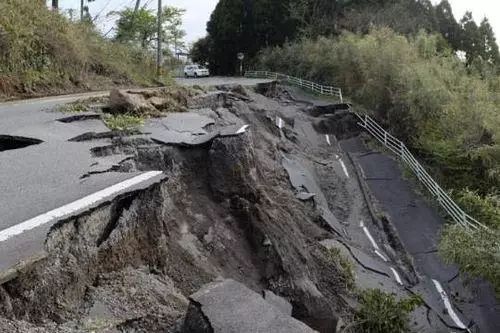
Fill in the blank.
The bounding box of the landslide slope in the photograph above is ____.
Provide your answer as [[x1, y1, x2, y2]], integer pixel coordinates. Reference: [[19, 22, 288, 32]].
[[0, 0, 160, 101]]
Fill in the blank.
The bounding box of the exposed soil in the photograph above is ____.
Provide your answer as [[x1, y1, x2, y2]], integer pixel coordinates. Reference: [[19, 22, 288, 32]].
[[0, 84, 358, 332]]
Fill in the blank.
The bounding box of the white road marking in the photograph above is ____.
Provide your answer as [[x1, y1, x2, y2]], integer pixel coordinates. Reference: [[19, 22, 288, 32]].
[[360, 220, 380, 250], [359, 165, 367, 179], [432, 279, 467, 330], [236, 124, 250, 134], [360, 221, 406, 287], [390, 267, 403, 285], [276, 116, 284, 129], [375, 249, 388, 262], [325, 135, 331, 146], [339, 159, 349, 178], [0, 171, 163, 243]]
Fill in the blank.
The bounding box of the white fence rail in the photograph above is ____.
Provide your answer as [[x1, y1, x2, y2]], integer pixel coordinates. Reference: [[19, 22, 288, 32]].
[[247, 70, 486, 230], [354, 114, 486, 230], [245, 71, 343, 102]]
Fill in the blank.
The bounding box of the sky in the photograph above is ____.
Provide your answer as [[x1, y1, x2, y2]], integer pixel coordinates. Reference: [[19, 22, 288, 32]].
[[53, 0, 498, 45]]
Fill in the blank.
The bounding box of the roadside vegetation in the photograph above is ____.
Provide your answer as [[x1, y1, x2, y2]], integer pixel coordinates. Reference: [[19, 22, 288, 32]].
[[354, 289, 423, 333], [0, 0, 180, 100], [324, 247, 355, 291], [103, 114, 145, 131], [257, 28, 500, 296]]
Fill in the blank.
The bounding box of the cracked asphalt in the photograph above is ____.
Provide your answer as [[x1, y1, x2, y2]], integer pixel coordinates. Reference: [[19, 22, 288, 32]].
[[288, 86, 499, 332], [0, 77, 271, 278], [341, 133, 500, 332], [1, 79, 498, 331]]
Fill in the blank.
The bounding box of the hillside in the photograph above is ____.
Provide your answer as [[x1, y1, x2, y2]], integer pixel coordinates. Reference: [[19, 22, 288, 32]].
[[258, 28, 500, 296], [0, 0, 160, 101]]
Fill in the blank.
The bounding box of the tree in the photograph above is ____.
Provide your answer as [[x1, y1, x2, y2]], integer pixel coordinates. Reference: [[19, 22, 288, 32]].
[[163, 6, 187, 55], [111, 5, 186, 52], [435, 0, 460, 49], [190, 37, 211, 66], [460, 11, 481, 65], [478, 18, 500, 66], [205, 0, 296, 74], [206, 0, 245, 74]]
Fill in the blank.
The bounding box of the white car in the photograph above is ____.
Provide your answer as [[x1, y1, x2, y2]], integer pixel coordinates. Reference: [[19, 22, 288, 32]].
[[184, 65, 210, 78]]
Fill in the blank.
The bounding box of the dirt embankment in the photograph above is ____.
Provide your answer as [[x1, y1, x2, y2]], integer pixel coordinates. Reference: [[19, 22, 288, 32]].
[[0, 84, 355, 332]]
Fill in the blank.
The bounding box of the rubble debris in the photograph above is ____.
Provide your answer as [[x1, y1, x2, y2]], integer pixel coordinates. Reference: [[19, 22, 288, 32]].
[[108, 87, 196, 116]]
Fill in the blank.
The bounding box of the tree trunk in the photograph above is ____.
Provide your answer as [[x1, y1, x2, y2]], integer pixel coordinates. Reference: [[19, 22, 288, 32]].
[[52, 0, 59, 10]]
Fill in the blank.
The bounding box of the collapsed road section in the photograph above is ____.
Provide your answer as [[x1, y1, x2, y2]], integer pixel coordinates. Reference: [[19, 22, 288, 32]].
[[0, 81, 498, 332]]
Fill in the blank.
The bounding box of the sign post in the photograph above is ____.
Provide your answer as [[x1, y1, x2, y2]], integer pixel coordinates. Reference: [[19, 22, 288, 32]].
[[237, 52, 245, 76]]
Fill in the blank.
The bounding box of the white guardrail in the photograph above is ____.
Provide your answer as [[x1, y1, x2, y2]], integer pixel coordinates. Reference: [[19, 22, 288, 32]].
[[246, 70, 486, 230], [245, 70, 343, 102]]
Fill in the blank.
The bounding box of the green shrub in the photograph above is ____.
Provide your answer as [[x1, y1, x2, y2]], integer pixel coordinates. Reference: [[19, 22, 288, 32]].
[[454, 189, 500, 228], [325, 247, 355, 290], [356, 289, 423, 333], [440, 225, 500, 296]]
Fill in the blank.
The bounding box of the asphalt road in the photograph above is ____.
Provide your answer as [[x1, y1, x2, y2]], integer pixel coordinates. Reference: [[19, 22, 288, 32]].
[[175, 76, 273, 87], [287, 88, 499, 332], [341, 137, 500, 332], [0, 77, 270, 279]]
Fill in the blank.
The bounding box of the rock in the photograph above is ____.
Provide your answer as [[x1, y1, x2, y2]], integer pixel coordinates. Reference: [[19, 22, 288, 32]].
[[108, 89, 158, 116], [296, 192, 316, 201], [148, 96, 169, 109], [208, 133, 258, 200], [188, 91, 228, 109], [263, 290, 293, 316], [182, 279, 317, 333]]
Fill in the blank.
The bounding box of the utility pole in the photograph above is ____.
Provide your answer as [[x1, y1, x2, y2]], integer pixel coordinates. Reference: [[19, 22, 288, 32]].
[[134, 0, 141, 14], [80, 0, 84, 21], [157, 0, 163, 77]]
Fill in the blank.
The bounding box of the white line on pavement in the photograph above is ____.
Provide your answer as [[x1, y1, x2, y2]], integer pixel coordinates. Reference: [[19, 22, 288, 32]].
[[325, 135, 331, 146], [432, 279, 468, 330], [339, 159, 349, 178], [0, 171, 163, 243], [360, 220, 380, 250], [236, 124, 250, 134], [375, 249, 388, 262], [276, 116, 284, 129], [390, 267, 403, 285]]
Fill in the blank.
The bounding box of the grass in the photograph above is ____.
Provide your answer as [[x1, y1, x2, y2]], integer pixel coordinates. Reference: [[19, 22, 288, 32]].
[[55, 102, 90, 114], [103, 114, 145, 131], [325, 247, 356, 291], [354, 289, 423, 333]]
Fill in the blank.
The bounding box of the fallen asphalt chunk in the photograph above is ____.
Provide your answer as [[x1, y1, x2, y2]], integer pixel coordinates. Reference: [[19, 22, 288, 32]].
[[182, 279, 317, 333]]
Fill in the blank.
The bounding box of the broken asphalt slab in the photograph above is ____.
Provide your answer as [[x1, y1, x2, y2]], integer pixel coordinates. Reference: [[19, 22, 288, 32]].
[[183, 279, 317, 333], [282, 154, 343, 235]]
